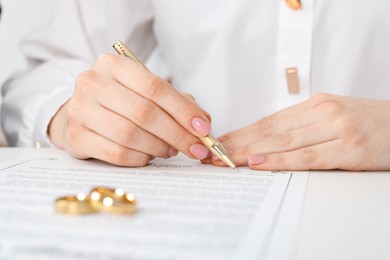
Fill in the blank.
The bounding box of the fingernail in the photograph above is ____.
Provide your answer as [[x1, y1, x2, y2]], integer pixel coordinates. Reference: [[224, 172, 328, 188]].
[[248, 155, 266, 166], [192, 117, 211, 137], [189, 143, 209, 160], [168, 147, 179, 157]]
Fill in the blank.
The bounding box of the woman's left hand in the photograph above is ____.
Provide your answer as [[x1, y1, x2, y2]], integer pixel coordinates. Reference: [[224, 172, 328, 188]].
[[212, 93, 390, 171]]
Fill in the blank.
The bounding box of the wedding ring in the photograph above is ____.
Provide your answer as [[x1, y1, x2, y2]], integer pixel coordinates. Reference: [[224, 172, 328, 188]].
[[89, 187, 137, 214], [55, 193, 97, 214]]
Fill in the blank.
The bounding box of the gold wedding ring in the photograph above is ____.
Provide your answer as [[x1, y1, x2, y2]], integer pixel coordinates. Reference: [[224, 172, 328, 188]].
[[90, 187, 137, 214], [55, 187, 137, 215], [55, 193, 97, 214]]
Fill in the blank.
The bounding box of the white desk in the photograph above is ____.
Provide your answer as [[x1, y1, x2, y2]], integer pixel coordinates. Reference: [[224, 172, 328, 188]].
[[1, 147, 390, 260]]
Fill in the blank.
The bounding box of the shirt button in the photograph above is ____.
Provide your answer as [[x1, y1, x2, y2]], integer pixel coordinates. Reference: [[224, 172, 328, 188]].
[[286, 0, 302, 10]]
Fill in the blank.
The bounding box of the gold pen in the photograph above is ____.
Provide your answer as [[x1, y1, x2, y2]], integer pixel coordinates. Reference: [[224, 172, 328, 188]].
[[113, 41, 238, 171]]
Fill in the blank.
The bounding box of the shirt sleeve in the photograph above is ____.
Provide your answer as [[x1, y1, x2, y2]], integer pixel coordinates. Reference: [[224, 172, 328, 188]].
[[1, 0, 156, 147]]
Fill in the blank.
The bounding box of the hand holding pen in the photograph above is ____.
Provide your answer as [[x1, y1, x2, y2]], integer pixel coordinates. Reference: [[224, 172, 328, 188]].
[[48, 40, 236, 169], [114, 41, 237, 170]]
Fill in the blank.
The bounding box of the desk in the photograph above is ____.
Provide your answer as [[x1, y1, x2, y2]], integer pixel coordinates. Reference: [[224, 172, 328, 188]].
[[1, 147, 390, 260]]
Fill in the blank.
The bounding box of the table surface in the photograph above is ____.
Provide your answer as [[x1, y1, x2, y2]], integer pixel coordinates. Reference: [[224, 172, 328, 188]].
[[1, 147, 390, 260]]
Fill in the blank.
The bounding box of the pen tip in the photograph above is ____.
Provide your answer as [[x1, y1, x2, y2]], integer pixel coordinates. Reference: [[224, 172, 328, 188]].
[[234, 167, 239, 173]]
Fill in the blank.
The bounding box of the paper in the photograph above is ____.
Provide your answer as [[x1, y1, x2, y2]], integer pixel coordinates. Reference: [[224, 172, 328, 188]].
[[0, 154, 307, 260]]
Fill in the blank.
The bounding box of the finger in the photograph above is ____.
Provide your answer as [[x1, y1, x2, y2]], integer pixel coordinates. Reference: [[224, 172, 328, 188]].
[[247, 139, 342, 171], [220, 99, 319, 149], [182, 93, 212, 122], [224, 123, 338, 166], [95, 54, 211, 137], [65, 125, 153, 167], [182, 93, 196, 102], [201, 109, 212, 123], [77, 104, 174, 158], [200, 150, 213, 165], [88, 76, 207, 159]]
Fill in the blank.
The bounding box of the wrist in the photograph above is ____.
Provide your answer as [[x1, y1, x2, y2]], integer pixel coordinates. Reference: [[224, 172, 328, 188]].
[[47, 102, 68, 149]]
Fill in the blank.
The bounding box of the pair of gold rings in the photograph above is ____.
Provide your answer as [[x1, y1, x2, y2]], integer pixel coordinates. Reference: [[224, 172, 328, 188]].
[[55, 187, 137, 215]]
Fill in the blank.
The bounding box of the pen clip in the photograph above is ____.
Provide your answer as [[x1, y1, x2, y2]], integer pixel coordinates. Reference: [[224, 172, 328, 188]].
[[113, 40, 148, 70]]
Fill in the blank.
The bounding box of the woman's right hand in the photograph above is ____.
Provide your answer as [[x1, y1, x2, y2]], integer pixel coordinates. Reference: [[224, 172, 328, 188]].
[[48, 54, 212, 166]]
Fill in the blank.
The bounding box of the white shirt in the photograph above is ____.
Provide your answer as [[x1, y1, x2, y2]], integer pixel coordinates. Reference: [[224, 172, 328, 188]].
[[2, 0, 390, 147]]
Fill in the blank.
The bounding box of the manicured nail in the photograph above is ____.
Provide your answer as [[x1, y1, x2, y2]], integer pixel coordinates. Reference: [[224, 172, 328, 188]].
[[192, 117, 211, 137], [248, 155, 266, 166], [168, 147, 179, 157], [189, 143, 209, 160]]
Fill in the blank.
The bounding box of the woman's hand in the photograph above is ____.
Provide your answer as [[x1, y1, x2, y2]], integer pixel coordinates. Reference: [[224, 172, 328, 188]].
[[213, 93, 390, 171], [48, 54, 211, 166]]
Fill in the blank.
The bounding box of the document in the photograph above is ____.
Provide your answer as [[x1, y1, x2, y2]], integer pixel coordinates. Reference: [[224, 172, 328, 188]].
[[0, 153, 307, 260]]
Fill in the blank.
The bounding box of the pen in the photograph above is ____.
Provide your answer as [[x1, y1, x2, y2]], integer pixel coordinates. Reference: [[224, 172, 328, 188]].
[[113, 41, 238, 171]]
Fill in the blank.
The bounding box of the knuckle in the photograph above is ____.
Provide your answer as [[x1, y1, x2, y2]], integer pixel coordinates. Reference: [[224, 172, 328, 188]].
[[104, 146, 141, 166], [106, 146, 128, 165], [341, 123, 365, 147], [274, 132, 293, 147], [127, 153, 151, 167], [64, 128, 88, 159], [74, 71, 101, 95], [273, 154, 285, 166], [137, 157, 151, 167], [66, 101, 80, 120], [256, 116, 274, 137], [76, 70, 97, 83], [106, 145, 151, 167], [68, 101, 87, 123], [118, 122, 138, 145], [146, 76, 167, 98], [302, 148, 316, 165], [315, 99, 344, 119], [341, 123, 358, 138], [131, 100, 155, 123], [95, 53, 117, 66], [140, 155, 152, 166], [310, 92, 334, 103], [171, 127, 190, 148], [175, 103, 191, 115], [241, 145, 253, 158], [153, 142, 171, 158], [183, 93, 196, 102], [222, 138, 238, 151], [66, 99, 88, 126], [326, 100, 343, 116], [65, 125, 80, 146]]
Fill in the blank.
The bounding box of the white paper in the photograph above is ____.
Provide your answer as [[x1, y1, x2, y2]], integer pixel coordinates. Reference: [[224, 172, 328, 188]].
[[0, 154, 307, 260], [265, 172, 309, 260]]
